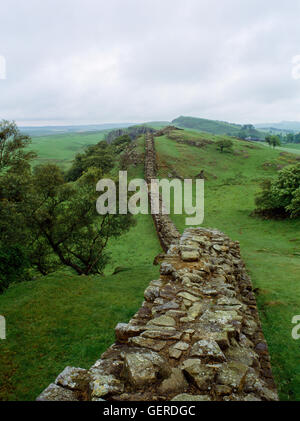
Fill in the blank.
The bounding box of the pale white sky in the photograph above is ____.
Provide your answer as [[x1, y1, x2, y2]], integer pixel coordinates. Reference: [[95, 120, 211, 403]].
[[1, 0, 300, 126]]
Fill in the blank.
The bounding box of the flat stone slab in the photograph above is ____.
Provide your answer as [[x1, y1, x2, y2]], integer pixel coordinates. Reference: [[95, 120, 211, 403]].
[[177, 291, 200, 303], [181, 250, 200, 262], [141, 329, 182, 340], [129, 336, 167, 351], [173, 341, 190, 351], [147, 315, 176, 327]]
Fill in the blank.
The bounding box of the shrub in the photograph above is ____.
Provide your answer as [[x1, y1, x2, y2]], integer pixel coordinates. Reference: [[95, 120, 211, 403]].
[[255, 163, 300, 218], [216, 139, 233, 153]]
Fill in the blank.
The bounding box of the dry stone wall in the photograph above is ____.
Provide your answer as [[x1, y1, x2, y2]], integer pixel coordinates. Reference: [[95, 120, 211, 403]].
[[36, 134, 278, 402], [144, 134, 181, 252]]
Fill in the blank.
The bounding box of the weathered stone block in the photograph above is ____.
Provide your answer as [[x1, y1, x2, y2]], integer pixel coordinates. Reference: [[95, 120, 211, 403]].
[[190, 340, 226, 362], [158, 368, 188, 394], [122, 350, 170, 387], [181, 359, 217, 391], [36, 383, 78, 401], [55, 366, 89, 391], [181, 250, 199, 262], [147, 315, 176, 327], [89, 373, 124, 399]]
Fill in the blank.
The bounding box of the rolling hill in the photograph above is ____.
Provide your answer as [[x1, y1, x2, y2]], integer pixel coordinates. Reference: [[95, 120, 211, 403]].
[[172, 115, 265, 139]]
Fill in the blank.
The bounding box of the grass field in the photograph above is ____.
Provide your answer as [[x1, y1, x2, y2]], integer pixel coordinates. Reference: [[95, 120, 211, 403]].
[[1, 128, 300, 401], [29, 131, 107, 170], [258, 141, 300, 155], [281, 143, 300, 151], [154, 132, 300, 401]]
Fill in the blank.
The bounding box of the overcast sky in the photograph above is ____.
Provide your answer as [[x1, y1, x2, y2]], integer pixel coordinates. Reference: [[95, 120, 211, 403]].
[[1, 0, 300, 126]]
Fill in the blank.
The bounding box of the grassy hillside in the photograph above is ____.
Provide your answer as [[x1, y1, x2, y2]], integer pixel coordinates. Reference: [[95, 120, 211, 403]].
[[20, 123, 135, 137], [28, 131, 107, 170], [258, 142, 300, 156], [154, 130, 300, 401], [281, 143, 300, 151], [172, 115, 265, 139]]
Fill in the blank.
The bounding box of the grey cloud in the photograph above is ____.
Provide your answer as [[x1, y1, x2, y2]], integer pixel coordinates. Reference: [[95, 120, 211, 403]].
[[0, 0, 300, 125]]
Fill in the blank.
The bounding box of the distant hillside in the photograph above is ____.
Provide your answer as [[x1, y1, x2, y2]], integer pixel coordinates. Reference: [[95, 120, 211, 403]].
[[172, 116, 265, 140], [143, 121, 170, 129], [255, 121, 300, 133], [20, 123, 136, 137]]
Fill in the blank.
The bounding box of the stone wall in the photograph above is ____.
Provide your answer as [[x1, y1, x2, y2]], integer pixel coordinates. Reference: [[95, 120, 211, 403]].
[[144, 134, 181, 252], [36, 134, 278, 402], [105, 125, 155, 144]]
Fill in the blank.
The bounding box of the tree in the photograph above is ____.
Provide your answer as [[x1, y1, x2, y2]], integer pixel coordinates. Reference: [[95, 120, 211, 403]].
[[66, 141, 114, 181], [255, 163, 300, 218], [21, 164, 135, 276], [265, 135, 281, 149], [0, 120, 36, 173], [111, 134, 131, 151], [286, 133, 295, 143], [216, 138, 233, 153], [0, 121, 35, 291]]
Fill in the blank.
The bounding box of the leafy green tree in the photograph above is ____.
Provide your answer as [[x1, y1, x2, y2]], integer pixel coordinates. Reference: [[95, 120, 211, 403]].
[[21, 164, 135, 275], [286, 133, 295, 143], [66, 141, 114, 181], [0, 121, 36, 291], [265, 135, 281, 148], [255, 163, 300, 218], [216, 138, 233, 153], [0, 120, 36, 173], [237, 130, 247, 140], [111, 134, 131, 151]]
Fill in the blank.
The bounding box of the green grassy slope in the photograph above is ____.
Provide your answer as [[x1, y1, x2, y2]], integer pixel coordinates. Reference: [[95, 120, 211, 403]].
[[29, 131, 108, 170], [172, 115, 264, 139], [258, 142, 300, 155], [154, 132, 300, 401], [281, 143, 300, 152]]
